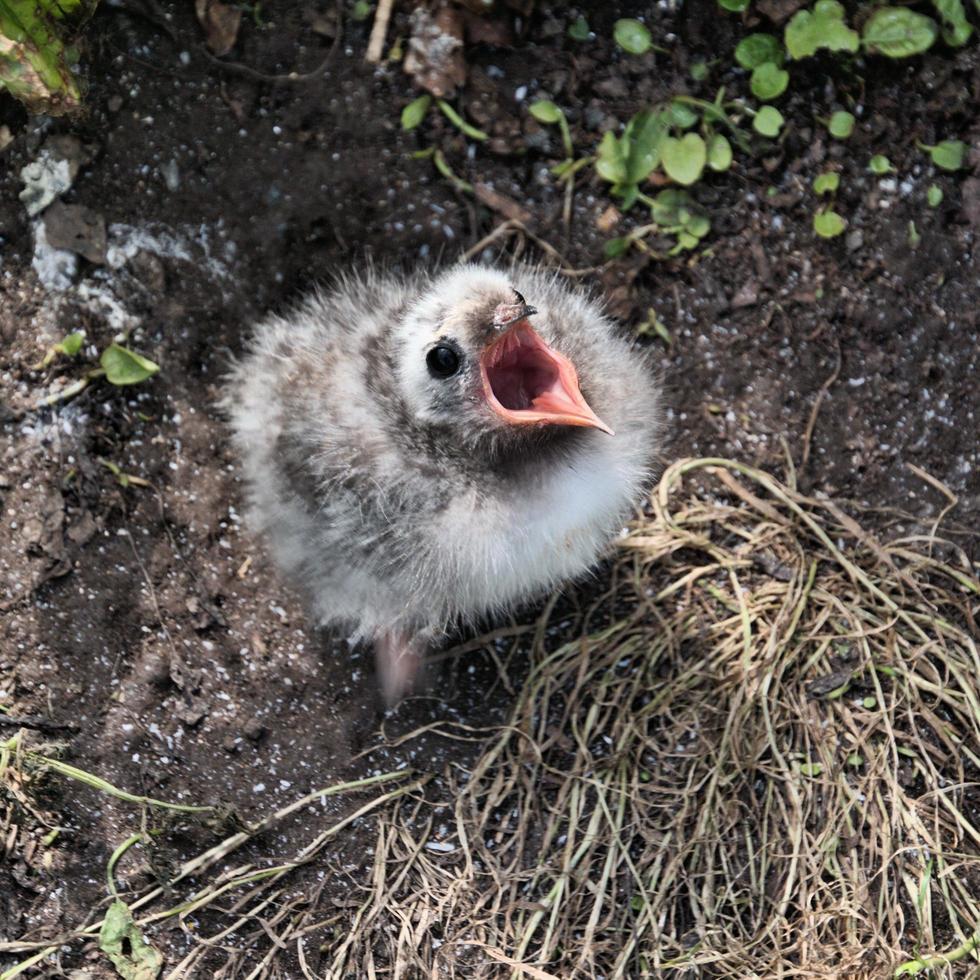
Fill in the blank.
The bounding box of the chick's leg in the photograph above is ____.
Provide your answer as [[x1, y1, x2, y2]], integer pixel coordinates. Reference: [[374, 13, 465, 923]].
[[375, 630, 424, 706]]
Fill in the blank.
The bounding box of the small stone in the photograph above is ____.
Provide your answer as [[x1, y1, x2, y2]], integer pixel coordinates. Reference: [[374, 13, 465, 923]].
[[845, 230, 864, 252], [243, 717, 267, 742]]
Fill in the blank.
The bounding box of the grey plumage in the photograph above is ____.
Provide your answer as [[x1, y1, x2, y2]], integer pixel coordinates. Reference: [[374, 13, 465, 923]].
[[224, 263, 662, 701]]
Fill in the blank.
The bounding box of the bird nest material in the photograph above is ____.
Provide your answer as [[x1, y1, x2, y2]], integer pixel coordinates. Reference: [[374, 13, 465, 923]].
[[2, 458, 978, 979]]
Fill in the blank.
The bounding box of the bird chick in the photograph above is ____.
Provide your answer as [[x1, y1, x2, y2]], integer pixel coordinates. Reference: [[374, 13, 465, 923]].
[[225, 264, 662, 703]]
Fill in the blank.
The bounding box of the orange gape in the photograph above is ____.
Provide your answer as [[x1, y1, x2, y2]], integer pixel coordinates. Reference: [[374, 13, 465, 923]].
[[481, 319, 613, 435]]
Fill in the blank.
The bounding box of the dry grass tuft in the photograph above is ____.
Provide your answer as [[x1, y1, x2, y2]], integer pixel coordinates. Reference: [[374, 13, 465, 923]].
[[3, 458, 979, 979]]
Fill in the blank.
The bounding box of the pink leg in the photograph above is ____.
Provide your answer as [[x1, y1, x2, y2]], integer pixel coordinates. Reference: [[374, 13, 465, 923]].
[[375, 630, 424, 706]]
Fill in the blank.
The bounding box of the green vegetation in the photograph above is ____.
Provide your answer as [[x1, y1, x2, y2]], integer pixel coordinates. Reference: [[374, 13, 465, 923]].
[[0, 0, 98, 114], [33, 333, 160, 410], [613, 18, 653, 55], [398, 3, 975, 259]]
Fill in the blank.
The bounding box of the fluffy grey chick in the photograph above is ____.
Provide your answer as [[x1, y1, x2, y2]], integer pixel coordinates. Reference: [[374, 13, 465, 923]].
[[225, 263, 662, 703]]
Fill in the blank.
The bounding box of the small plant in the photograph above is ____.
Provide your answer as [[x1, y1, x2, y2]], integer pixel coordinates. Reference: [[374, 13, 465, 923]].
[[827, 110, 855, 138], [813, 171, 840, 194], [869, 154, 893, 174], [613, 18, 653, 55], [32, 330, 84, 370], [400, 95, 488, 141], [596, 108, 671, 209], [753, 105, 784, 137], [567, 15, 590, 42], [927, 184, 944, 206], [814, 209, 846, 238], [920, 138, 967, 170], [785, 0, 859, 58], [605, 189, 712, 258], [35, 338, 160, 408]]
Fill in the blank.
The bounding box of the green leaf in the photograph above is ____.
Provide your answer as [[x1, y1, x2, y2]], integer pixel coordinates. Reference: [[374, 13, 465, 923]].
[[926, 139, 967, 170], [613, 18, 652, 55], [661, 133, 707, 185], [861, 8, 938, 57], [717, 0, 749, 11], [529, 99, 562, 125], [927, 184, 943, 206], [847, 752, 863, 766], [623, 108, 670, 184], [100, 344, 160, 386], [735, 33, 785, 69], [799, 762, 824, 777], [400, 94, 431, 131], [931, 0, 973, 45], [651, 188, 695, 225], [785, 0, 859, 59], [750, 62, 789, 100], [813, 171, 840, 194], [828, 109, 855, 138], [674, 229, 700, 250], [753, 105, 784, 137], [0, 0, 99, 114], [351, 0, 372, 21], [685, 212, 711, 237], [690, 60, 709, 81], [99, 899, 163, 980], [862, 696, 877, 709], [567, 15, 590, 42], [604, 236, 630, 258], [669, 99, 699, 130], [707, 133, 733, 171], [814, 209, 846, 237], [596, 131, 628, 186], [869, 154, 893, 174], [58, 331, 84, 356]]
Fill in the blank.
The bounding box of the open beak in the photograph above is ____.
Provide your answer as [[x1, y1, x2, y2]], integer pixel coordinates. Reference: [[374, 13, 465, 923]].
[[480, 320, 614, 435]]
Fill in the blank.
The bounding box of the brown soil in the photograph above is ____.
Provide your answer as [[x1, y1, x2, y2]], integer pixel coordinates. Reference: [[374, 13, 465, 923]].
[[1, 0, 977, 975]]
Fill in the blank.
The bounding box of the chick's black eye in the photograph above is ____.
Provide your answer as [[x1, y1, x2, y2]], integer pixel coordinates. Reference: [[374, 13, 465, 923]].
[[426, 343, 461, 378]]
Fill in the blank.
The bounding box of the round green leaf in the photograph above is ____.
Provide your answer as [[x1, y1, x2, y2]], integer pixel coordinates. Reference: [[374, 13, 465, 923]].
[[669, 100, 699, 130], [661, 133, 707, 186], [813, 171, 840, 194], [750, 62, 789, 100], [401, 95, 431, 131], [753, 105, 784, 137], [351, 0, 372, 21], [735, 33, 784, 69], [862, 8, 939, 57], [869, 154, 892, 174], [928, 139, 966, 171], [690, 60, 709, 81], [529, 100, 562, 125], [59, 331, 84, 356], [813, 209, 846, 238], [567, 16, 590, 42], [717, 0, 749, 11], [100, 343, 160, 386], [828, 110, 855, 138], [614, 18, 652, 55], [707, 133, 733, 171], [926, 184, 943, 207], [685, 213, 711, 238]]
